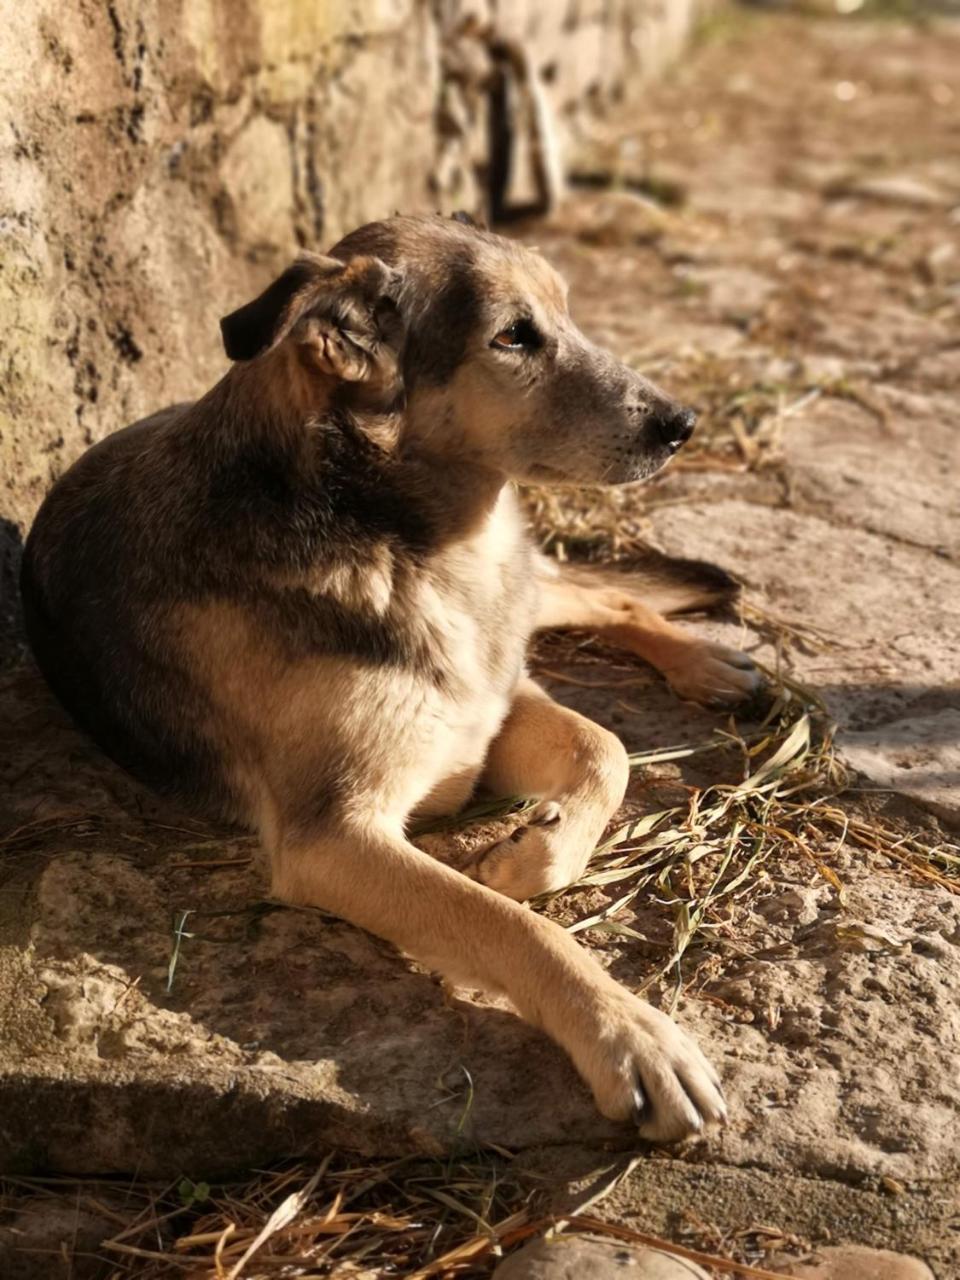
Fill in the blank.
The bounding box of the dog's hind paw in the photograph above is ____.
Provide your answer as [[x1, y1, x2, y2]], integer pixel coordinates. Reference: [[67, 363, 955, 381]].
[[472, 801, 571, 901], [662, 640, 762, 709]]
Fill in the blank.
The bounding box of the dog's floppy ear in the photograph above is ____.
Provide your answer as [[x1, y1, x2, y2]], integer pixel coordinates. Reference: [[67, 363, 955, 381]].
[[220, 253, 344, 362], [292, 256, 405, 386], [220, 253, 403, 386]]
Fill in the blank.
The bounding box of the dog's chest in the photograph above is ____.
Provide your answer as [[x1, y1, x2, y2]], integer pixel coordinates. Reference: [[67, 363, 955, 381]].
[[407, 491, 537, 805], [421, 491, 535, 690]]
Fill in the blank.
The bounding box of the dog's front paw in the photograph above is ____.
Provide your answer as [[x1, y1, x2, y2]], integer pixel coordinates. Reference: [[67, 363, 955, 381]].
[[578, 993, 727, 1143], [663, 640, 761, 708]]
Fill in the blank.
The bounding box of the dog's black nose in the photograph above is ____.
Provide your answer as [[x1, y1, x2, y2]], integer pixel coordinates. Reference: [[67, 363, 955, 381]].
[[652, 405, 696, 453]]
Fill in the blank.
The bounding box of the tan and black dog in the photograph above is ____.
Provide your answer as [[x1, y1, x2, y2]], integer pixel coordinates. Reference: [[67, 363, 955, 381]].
[[21, 214, 758, 1142]]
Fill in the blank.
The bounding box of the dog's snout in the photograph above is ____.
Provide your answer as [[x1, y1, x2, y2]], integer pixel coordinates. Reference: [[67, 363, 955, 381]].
[[652, 404, 696, 453]]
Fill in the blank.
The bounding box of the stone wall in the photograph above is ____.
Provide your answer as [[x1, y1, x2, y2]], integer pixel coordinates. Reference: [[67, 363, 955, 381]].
[[0, 0, 701, 655]]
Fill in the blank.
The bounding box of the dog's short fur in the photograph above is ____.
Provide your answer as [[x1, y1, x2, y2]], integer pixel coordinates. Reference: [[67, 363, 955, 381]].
[[21, 215, 758, 1141]]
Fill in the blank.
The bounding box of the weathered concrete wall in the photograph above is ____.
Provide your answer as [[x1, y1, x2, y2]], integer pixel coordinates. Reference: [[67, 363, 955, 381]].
[[0, 0, 701, 653]]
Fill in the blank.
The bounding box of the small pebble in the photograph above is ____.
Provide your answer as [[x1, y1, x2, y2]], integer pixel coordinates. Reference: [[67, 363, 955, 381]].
[[492, 1234, 710, 1279], [784, 1244, 935, 1280]]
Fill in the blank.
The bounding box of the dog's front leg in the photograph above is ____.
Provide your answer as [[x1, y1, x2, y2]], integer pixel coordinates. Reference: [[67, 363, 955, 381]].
[[470, 678, 629, 901], [270, 817, 725, 1142]]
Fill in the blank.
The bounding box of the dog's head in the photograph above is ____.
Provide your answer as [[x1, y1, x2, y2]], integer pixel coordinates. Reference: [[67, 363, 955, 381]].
[[221, 215, 694, 485], [332, 214, 695, 485]]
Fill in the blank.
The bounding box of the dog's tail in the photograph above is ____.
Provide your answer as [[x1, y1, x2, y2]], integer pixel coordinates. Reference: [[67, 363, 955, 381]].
[[545, 548, 741, 617]]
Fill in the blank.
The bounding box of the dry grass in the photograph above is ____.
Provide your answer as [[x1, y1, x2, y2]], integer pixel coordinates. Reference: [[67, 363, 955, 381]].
[[0, 1157, 814, 1280]]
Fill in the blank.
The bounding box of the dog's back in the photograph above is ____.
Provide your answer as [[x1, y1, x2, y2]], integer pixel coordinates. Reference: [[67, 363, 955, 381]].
[[20, 407, 214, 803]]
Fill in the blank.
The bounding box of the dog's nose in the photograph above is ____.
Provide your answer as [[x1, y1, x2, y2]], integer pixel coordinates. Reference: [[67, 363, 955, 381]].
[[652, 405, 696, 453]]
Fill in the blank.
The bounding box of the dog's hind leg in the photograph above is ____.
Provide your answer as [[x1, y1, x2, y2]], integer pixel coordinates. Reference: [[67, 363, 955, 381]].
[[268, 809, 725, 1141], [535, 565, 761, 708], [468, 678, 629, 902]]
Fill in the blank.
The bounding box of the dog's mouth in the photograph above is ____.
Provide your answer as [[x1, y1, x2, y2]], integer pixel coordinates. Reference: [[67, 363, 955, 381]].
[[524, 451, 675, 488], [614, 452, 677, 487], [526, 461, 575, 484]]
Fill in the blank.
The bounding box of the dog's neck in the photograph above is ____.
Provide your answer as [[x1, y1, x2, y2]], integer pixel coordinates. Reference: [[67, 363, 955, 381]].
[[195, 357, 514, 549], [395, 390, 512, 542], [401, 449, 508, 545], [219, 345, 337, 425]]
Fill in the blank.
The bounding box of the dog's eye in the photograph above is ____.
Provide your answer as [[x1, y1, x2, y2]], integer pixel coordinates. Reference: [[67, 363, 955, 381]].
[[491, 319, 542, 351]]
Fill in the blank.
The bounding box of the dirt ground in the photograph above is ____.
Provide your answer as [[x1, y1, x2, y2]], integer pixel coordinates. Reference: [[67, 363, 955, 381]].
[[1, 9, 959, 1280]]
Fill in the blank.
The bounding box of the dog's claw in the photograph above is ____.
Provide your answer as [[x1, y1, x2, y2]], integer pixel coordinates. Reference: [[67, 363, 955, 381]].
[[632, 1082, 648, 1126], [508, 800, 562, 844], [529, 800, 562, 827], [666, 641, 763, 709]]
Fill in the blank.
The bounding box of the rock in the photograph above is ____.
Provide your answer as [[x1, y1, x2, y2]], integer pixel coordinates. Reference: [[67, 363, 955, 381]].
[[841, 711, 960, 826], [648, 501, 960, 742], [0, 1196, 116, 1280], [920, 241, 956, 284], [783, 391, 960, 559], [217, 115, 297, 250], [837, 175, 951, 208], [492, 1235, 710, 1280], [784, 1244, 935, 1279], [679, 265, 775, 321]]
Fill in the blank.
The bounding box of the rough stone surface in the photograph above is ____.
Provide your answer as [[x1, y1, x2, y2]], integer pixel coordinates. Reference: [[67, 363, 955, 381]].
[[523, 1145, 957, 1272], [646, 498, 960, 827], [783, 1244, 936, 1280], [842, 712, 960, 825], [492, 1235, 709, 1280]]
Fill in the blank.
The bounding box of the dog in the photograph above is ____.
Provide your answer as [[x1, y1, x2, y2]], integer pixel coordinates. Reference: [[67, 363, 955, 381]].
[[21, 214, 759, 1142]]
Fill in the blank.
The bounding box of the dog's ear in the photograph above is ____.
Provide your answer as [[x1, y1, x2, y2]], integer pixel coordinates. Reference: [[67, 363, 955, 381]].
[[220, 253, 344, 362], [291, 256, 405, 385], [220, 253, 402, 381]]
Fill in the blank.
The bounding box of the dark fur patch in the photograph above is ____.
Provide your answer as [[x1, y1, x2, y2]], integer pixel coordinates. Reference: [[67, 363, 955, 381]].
[[558, 542, 741, 616], [250, 584, 446, 685], [19, 401, 462, 819], [220, 260, 321, 361], [20, 571, 230, 813], [403, 249, 481, 386], [197, 416, 436, 572], [632, 550, 740, 613], [329, 222, 400, 266]]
